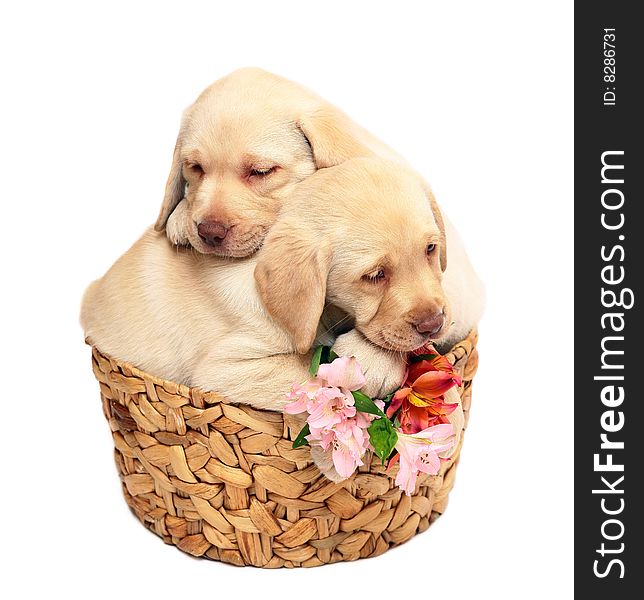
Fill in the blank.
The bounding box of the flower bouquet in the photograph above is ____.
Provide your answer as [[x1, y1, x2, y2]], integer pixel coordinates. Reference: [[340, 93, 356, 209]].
[[285, 345, 464, 495]]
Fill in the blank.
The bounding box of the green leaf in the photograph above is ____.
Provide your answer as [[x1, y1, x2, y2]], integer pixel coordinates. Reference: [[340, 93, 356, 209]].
[[326, 348, 339, 362], [351, 390, 386, 417], [409, 353, 439, 363], [309, 346, 324, 376], [368, 418, 398, 465], [292, 424, 311, 448], [309, 345, 339, 376]]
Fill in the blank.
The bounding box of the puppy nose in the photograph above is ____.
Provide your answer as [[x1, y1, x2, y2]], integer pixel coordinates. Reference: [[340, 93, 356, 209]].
[[415, 311, 445, 336], [197, 220, 229, 246]]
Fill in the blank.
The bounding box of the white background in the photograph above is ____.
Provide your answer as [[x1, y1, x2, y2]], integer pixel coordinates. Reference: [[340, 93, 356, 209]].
[[1, 1, 573, 598]]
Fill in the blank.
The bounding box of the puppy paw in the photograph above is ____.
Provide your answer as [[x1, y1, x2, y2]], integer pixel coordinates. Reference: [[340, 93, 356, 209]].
[[165, 199, 191, 247], [309, 444, 345, 483], [331, 329, 407, 399]]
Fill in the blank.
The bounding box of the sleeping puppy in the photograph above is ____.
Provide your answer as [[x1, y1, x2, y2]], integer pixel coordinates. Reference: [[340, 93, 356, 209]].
[[156, 67, 400, 256], [82, 158, 451, 405], [157, 68, 483, 349]]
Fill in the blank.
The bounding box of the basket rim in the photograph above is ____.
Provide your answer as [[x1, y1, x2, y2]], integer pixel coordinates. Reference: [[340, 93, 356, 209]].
[[89, 328, 478, 413]]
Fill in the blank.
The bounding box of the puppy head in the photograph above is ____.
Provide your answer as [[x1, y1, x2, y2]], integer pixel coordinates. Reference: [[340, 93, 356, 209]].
[[155, 68, 372, 257], [255, 158, 449, 354]]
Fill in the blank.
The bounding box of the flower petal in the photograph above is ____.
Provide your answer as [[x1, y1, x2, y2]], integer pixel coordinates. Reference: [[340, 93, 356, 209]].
[[431, 354, 457, 373], [406, 360, 437, 384], [284, 396, 308, 414], [412, 370, 460, 398], [395, 456, 418, 495], [399, 404, 431, 434], [386, 452, 400, 470], [317, 356, 367, 390], [412, 423, 456, 442], [416, 450, 441, 475], [386, 388, 409, 418], [406, 391, 432, 407], [424, 398, 459, 417], [332, 445, 361, 479]]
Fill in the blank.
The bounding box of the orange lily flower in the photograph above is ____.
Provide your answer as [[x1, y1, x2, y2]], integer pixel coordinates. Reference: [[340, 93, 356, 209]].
[[386, 352, 462, 434]]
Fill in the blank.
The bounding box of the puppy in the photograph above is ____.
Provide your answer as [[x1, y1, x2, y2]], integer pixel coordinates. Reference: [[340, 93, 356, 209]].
[[157, 68, 484, 348], [82, 158, 452, 406], [156, 67, 400, 256]]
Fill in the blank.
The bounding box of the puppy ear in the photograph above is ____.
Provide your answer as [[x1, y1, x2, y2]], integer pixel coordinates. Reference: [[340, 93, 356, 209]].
[[426, 188, 447, 272], [297, 108, 372, 168], [255, 224, 331, 353], [154, 138, 185, 231]]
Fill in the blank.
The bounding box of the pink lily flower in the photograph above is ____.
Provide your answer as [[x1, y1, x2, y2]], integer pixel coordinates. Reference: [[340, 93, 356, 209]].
[[307, 386, 357, 430], [328, 420, 370, 479], [309, 422, 367, 478], [285, 355, 384, 481], [285, 356, 366, 417], [283, 379, 324, 414], [394, 424, 456, 495]]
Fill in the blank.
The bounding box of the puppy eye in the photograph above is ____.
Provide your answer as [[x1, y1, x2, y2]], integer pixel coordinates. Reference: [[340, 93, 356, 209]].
[[426, 243, 436, 255], [363, 268, 386, 283], [186, 162, 204, 176], [249, 166, 277, 178]]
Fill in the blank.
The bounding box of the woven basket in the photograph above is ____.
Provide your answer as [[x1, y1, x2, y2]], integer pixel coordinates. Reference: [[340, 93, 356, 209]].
[[90, 330, 477, 567]]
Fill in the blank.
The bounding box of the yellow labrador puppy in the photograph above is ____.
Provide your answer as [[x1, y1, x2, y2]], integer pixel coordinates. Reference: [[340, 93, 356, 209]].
[[83, 158, 451, 404], [157, 67, 483, 349], [157, 67, 400, 256]]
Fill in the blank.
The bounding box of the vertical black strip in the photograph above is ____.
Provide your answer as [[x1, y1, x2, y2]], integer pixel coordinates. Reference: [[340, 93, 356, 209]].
[[575, 2, 643, 596]]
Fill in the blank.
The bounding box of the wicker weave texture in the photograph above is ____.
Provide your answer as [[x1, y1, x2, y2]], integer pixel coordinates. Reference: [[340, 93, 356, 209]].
[[91, 330, 477, 567]]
